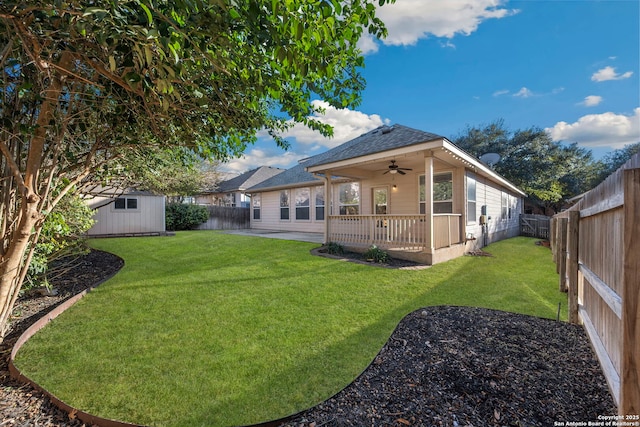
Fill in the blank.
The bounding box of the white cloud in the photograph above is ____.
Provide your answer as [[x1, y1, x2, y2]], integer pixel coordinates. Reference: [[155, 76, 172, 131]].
[[591, 66, 633, 82], [545, 108, 640, 149], [513, 87, 534, 98], [222, 101, 391, 173], [221, 148, 305, 174], [278, 100, 390, 149], [580, 95, 603, 107], [493, 89, 509, 97], [361, 0, 518, 53]]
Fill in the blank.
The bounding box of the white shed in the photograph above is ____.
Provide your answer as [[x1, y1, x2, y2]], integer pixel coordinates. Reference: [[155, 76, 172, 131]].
[[85, 190, 166, 237]]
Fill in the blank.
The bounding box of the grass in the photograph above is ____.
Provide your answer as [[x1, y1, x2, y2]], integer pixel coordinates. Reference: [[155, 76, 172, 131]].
[[15, 233, 565, 427]]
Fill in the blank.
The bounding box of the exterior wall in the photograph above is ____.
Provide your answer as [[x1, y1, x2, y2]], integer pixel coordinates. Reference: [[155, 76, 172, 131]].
[[464, 171, 522, 250], [250, 185, 325, 233], [87, 194, 166, 236], [195, 191, 249, 207]]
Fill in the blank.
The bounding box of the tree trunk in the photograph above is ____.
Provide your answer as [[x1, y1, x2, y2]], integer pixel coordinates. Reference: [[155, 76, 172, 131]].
[[0, 52, 72, 342]]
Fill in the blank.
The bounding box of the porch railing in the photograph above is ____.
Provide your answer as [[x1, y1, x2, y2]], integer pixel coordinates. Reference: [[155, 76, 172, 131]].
[[327, 214, 463, 251]]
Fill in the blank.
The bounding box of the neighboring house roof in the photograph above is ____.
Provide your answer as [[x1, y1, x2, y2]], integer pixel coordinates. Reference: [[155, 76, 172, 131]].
[[247, 162, 322, 192], [304, 124, 444, 168], [210, 166, 285, 193]]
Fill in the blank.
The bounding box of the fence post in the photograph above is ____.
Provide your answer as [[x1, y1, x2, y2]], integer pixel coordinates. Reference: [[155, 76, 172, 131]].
[[550, 218, 557, 263], [558, 218, 568, 292], [621, 168, 640, 415], [567, 211, 579, 324]]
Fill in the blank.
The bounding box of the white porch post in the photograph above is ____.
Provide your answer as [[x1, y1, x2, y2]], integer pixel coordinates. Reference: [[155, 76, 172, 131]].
[[324, 174, 332, 244], [425, 154, 434, 251]]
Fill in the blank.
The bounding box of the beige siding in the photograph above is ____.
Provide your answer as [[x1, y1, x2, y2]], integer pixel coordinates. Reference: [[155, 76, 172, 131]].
[[87, 195, 166, 236], [465, 172, 521, 248], [251, 186, 324, 233]]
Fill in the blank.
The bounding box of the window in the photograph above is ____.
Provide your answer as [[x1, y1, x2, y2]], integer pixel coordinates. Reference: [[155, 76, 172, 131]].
[[419, 173, 453, 214], [338, 182, 359, 215], [508, 195, 518, 219], [467, 173, 477, 223], [252, 194, 261, 220], [501, 191, 509, 221], [295, 188, 310, 220], [315, 187, 325, 221], [280, 190, 290, 220], [114, 197, 138, 210]]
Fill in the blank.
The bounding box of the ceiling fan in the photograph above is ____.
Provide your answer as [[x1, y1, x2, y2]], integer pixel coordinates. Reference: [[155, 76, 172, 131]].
[[383, 160, 412, 175]]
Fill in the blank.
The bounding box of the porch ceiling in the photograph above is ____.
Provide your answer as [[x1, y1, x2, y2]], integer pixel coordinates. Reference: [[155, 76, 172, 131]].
[[317, 149, 463, 179]]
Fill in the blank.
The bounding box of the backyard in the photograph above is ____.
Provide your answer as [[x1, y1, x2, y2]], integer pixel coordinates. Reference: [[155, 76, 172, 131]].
[[14, 233, 574, 426]]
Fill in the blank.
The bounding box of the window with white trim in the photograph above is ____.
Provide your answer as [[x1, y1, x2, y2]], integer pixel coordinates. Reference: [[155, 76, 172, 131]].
[[280, 190, 290, 220], [501, 191, 509, 221], [338, 182, 359, 215], [419, 173, 453, 214], [315, 186, 325, 221], [467, 173, 477, 224], [295, 187, 310, 220], [252, 194, 261, 220], [114, 197, 138, 211]]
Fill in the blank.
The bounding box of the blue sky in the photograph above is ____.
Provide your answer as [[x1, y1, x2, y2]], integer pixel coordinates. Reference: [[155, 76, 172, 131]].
[[223, 0, 639, 173]]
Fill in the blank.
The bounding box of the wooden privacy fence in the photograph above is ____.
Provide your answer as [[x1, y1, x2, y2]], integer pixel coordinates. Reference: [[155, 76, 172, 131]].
[[196, 206, 250, 230], [550, 154, 639, 416], [520, 214, 550, 239]]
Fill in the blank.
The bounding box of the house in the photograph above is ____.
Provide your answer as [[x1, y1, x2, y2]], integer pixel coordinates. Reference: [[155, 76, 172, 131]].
[[195, 166, 284, 207], [248, 124, 526, 265], [84, 189, 167, 237]]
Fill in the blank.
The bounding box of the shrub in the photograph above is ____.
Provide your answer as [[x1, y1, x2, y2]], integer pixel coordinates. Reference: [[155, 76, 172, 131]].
[[362, 245, 389, 263], [165, 203, 209, 231], [326, 242, 345, 255], [25, 192, 95, 291]]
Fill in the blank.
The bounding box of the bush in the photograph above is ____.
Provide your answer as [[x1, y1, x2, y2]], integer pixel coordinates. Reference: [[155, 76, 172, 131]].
[[166, 203, 209, 231], [25, 192, 95, 291], [362, 245, 389, 263], [326, 242, 345, 255]]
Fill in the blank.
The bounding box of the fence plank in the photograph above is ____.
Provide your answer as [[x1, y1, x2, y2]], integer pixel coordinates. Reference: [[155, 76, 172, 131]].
[[621, 168, 640, 415], [567, 211, 579, 324], [580, 264, 622, 319], [558, 218, 568, 292]]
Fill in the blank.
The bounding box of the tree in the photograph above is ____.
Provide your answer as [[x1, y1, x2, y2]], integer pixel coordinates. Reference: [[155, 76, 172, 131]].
[[454, 120, 602, 213], [0, 0, 392, 340], [596, 142, 640, 183]]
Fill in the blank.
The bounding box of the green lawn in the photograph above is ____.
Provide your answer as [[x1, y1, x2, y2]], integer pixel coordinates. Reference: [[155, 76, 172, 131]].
[[15, 233, 564, 427]]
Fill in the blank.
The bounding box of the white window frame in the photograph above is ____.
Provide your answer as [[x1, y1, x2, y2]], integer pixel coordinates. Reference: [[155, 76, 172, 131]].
[[295, 187, 310, 221], [419, 172, 453, 214], [314, 186, 325, 221], [338, 182, 360, 215], [466, 172, 477, 224], [113, 197, 139, 212], [252, 194, 261, 221], [280, 190, 290, 221]]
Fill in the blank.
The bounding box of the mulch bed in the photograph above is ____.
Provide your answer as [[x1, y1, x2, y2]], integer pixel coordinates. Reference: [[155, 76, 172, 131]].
[[1, 250, 616, 427]]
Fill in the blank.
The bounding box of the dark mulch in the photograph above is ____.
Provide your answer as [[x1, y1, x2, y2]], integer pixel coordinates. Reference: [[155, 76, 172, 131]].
[[1, 250, 616, 427], [280, 306, 617, 427]]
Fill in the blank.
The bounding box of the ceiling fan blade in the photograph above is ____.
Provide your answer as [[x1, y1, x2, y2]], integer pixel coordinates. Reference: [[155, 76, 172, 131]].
[[383, 170, 390, 174], [398, 167, 413, 171], [398, 170, 406, 175]]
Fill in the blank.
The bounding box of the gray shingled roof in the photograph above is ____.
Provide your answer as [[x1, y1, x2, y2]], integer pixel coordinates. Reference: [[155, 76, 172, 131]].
[[304, 124, 444, 168], [214, 166, 284, 192], [248, 124, 446, 191], [246, 162, 321, 191]]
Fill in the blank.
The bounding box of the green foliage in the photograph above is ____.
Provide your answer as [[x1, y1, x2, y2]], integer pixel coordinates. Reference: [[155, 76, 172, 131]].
[[454, 120, 603, 211], [25, 192, 95, 290], [325, 242, 345, 255], [362, 244, 389, 263], [165, 203, 208, 231], [596, 142, 640, 182]]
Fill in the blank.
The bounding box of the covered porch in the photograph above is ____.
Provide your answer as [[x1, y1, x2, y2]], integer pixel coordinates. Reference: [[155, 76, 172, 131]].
[[327, 213, 466, 265]]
